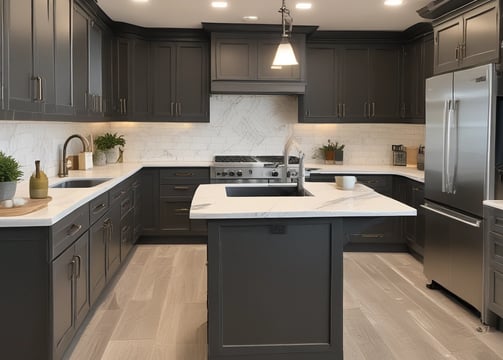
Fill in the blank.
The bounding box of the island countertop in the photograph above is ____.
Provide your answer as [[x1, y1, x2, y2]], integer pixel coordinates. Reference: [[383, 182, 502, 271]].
[[190, 182, 416, 219]]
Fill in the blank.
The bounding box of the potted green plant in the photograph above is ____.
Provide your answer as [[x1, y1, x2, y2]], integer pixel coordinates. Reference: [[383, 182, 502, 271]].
[[319, 140, 345, 164], [0, 151, 24, 201], [94, 132, 126, 164]]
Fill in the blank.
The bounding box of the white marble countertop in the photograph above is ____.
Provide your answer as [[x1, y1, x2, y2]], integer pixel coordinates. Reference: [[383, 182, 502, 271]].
[[306, 164, 424, 183], [190, 183, 416, 220], [0, 161, 420, 227], [484, 200, 503, 211]]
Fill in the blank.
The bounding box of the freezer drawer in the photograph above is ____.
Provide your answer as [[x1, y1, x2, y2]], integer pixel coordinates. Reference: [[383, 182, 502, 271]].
[[423, 202, 483, 311]]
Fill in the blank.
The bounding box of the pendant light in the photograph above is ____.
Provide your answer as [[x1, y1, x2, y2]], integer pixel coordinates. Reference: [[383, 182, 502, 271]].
[[272, 0, 298, 67]]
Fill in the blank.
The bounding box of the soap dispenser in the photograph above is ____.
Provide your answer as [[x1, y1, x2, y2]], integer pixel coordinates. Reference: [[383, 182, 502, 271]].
[[30, 160, 48, 199]]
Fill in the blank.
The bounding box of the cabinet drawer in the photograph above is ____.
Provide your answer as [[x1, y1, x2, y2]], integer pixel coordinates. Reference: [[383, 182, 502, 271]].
[[160, 167, 209, 184], [160, 183, 200, 197], [488, 268, 503, 318], [343, 217, 403, 250], [159, 200, 191, 231], [489, 230, 503, 266], [89, 192, 109, 225], [120, 191, 133, 219], [51, 204, 90, 260], [109, 180, 130, 206], [489, 213, 503, 235]]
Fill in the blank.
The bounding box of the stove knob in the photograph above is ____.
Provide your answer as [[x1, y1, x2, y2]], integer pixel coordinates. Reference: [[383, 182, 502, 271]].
[[222, 172, 228, 176], [271, 170, 279, 177], [229, 171, 235, 176], [237, 170, 243, 177], [248, 169, 253, 175]]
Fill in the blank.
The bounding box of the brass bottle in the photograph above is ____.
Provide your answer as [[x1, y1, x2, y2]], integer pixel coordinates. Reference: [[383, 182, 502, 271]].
[[30, 160, 48, 199]]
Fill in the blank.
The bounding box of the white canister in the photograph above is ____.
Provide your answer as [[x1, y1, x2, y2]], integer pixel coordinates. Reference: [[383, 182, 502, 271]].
[[335, 176, 357, 190]]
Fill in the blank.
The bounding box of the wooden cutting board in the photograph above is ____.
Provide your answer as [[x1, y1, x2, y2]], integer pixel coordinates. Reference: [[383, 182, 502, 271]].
[[0, 197, 52, 217]]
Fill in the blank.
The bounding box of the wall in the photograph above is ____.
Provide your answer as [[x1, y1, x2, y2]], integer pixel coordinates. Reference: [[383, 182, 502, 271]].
[[0, 95, 424, 179], [112, 95, 425, 164]]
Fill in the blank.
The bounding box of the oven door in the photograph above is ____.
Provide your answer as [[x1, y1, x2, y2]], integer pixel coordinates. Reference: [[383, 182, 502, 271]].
[[210, 179, 270, 184]]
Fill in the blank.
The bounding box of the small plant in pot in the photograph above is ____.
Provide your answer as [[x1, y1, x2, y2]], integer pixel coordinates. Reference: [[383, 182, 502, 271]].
[[0, 151, 24, 201], [94, 133, 126, 165], [319, 140, 345, 165]]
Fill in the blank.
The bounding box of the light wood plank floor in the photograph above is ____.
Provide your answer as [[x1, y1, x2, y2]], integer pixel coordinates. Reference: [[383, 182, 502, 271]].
[[65, 245, 503, 360]]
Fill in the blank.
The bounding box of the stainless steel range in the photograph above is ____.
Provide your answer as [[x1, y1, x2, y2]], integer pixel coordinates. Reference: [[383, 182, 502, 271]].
[[210, 155, 300, 183]]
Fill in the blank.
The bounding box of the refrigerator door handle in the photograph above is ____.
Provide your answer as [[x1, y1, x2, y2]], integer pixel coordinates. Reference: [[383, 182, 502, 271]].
[[442, 100, 450, 193], [421, 203, 481, 228]]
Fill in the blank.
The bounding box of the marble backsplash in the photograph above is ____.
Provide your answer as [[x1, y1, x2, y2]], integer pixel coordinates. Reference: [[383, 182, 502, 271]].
[[0, 95, 424, 179]]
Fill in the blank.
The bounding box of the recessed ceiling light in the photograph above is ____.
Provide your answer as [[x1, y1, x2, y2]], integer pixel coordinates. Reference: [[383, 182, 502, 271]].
[[384, 0, 403, 6], [296, 3, 312, 10], [243, 15, 259, 22], [212, 1, 228, 8]]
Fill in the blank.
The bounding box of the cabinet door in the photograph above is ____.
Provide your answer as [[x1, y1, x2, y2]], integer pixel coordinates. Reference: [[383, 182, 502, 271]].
[[131, 39, 149, 119], [7, 0, 39, 113], [33, 0, 55, 112], [175, 42, 209, 122], [116, 38, 130, 116], [213, 37, 257, 80], [140, 168, 160, 235], [462, 1, 499, 68], [257, 37, 301, 80], [151, 42, 175, 119], [89, 22, 103, 114], [434, 17, 462, 74], [53, 0, 73, 115], [340, 47, 369, 121], [120, 211, 134, 260], [418, 35, 434, 121], [72, 5, 89, 115], [52, 241, 76, 360], [102, 29, 114, 116], [89, 216, 108, 305], [302, 46, 339, 121], [402, 42, 420, 119], [108, 201, 122, 279], [370, 47, 401, 121], [73, 232, 89, 329]]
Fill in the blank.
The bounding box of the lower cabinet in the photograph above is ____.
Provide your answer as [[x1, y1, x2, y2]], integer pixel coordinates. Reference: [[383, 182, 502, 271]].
[[484, 206, 503, 325], [140, 167, 209, 241], [52, 232, 90, 360]]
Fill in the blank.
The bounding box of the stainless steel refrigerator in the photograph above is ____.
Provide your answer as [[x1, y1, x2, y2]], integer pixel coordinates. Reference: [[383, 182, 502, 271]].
[[423, 63, 496, 316]]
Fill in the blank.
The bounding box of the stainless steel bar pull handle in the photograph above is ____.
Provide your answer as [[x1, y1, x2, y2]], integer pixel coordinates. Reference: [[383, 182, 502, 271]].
[[32, 76, 43, 101], [171, 102, 175, 116], [441, 100, 449, 193], [421, 204, 481, 228], [372, 102, 376, 117], [342, 103, 345, 117]]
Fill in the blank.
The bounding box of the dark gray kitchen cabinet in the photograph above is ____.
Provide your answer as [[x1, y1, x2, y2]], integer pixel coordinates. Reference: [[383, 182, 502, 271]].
[[114, 38, 130, 117], [404, 180, 425, 256], [131, 39, 150, 120], [402, 34, 434, 123], [7, 0, 55, 114], [132, 175, 142, 242], [484, 206, 503, 325], [52, 231, 89, 360], [207, 218, 343, 360], [210, 32, 306, 94], [88, 21, 103, 114], [301, 45, 341, 122], [340, 45, 401, 122], [140, 167, 208, 241], [433, 0, 499, 74], [53, 0, 73, 115], [72, 4, 89, 116], [343, 217, 405, 252], [150, 41, 209, 122]]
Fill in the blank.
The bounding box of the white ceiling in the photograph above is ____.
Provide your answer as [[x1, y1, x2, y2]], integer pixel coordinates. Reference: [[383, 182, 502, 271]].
[[96, 0, 432, 31]]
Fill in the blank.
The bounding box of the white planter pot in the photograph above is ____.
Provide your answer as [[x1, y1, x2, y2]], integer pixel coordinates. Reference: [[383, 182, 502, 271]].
[[105, 147, 120, 164], [0, 181, 17, 201], [93, 150, 107, 166]]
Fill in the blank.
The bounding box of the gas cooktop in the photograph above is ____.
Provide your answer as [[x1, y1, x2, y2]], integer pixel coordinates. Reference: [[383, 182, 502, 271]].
[[213, 155, 300, 165]]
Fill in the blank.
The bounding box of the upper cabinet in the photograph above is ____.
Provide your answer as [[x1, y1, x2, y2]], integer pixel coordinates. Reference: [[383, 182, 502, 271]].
[[402, 34, 434, 123], [150, 41, 209, 122], [300, 42, 402, 123], [210, 30, 308, 94], [433, 0, 499, 74]]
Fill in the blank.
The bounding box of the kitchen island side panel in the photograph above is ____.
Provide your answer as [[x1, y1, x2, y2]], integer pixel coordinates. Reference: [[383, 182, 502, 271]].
[[207, 218, 344, 360]]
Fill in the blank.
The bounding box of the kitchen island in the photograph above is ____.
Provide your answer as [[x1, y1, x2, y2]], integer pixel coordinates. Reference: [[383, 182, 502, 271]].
[[191, 182, 415, 360]]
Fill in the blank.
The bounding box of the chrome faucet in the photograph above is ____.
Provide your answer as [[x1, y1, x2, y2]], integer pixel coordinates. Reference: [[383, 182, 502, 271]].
[[297, 151, 305, 196], [59, 134, 89, 177], [283, 136, 305, 194]]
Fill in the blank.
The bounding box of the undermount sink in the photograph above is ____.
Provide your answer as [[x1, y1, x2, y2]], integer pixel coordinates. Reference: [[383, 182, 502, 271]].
[[50, 178, 111, 188], [225, 185, 312, 197]]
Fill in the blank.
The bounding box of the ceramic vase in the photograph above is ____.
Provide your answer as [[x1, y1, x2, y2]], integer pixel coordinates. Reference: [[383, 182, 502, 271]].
[[0, 181, 17, 201], [105, 147, 120, 164], [29, 160, 48, 199], [93, 150, 107, 166]]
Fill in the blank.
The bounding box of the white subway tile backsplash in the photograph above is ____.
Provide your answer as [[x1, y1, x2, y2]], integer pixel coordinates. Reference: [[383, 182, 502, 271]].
[[1, 95, 424, 179]]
